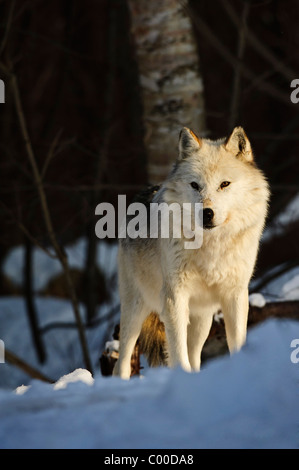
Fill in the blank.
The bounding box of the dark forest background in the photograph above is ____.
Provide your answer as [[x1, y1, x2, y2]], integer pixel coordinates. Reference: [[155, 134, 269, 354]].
[[0, 0, 298, 375]]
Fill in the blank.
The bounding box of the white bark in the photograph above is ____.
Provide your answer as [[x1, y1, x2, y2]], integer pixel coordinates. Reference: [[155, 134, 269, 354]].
[[128, 0, 206, 183]]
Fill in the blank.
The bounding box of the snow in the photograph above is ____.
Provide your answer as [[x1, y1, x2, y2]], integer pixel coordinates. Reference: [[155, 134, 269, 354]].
[[249, 293, 266, 308], [15, 384, 30, 395], [262, 192, 299, 241], [105, 340, 119, 353], [0, 318, 298, 449], [275, 193, 299, 226], [0, 296, 119, 389], [2, 238, 118, 293], [282, 274, 299, 301], [53, 368, 94, 390], [251, 265, 299, 302]]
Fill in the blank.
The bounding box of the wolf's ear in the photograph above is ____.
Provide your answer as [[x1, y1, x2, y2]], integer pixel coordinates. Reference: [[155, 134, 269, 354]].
[[179, 127, 202, 160], [225, 127, 253, 162]]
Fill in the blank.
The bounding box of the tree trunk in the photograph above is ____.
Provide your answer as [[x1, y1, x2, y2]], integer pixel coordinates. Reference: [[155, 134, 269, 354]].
[[128, 0, 206, 183]]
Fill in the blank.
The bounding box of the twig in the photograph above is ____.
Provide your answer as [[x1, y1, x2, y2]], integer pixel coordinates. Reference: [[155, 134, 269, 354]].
[[229, 1, 250, 130], [5, 348, 54, 384], [0, 0, 16, 56], [84, 120, 118, 321], [0, 182, 146, 194], [250, 133, 299, 140], [24, 238, 46, 363], [0, 199, 57, 258], [185, 3, 291, 106], [270, 184, 299, 192], [45, 182, 145, 192], [84, 0, 120, 323], [220, 0, 296, 82], [11, 27, 95, 61], [7, 63, 93, 374], [40, 304, 121, 334], [41, 128, 63, 180], [250, 260, 299, 293]]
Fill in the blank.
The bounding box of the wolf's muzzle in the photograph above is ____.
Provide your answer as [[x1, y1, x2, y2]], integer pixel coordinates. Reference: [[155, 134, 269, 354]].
[[202, 208, 214, 229]]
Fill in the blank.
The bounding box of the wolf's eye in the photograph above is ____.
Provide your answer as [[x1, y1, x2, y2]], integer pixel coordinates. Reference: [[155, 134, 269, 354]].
[[190, 181, 199, 190], [220, 181, 231, 189]]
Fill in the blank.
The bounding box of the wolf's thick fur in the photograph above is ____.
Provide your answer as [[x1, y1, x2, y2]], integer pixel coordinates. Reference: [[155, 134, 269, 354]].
[[113, 127, 270, 379]]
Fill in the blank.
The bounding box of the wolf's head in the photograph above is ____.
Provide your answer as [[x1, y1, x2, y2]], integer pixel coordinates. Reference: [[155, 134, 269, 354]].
[[163, 127, 269, 236]]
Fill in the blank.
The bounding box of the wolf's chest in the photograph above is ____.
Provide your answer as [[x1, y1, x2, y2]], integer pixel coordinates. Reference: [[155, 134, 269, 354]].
[[185, 245, 240, 287]]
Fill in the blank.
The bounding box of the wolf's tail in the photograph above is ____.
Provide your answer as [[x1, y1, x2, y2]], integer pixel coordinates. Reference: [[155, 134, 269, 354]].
[[139, 313, 167, 367]]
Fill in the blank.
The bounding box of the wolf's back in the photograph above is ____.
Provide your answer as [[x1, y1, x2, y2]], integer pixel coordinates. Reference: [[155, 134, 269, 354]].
[[139, 313, 167, 367]]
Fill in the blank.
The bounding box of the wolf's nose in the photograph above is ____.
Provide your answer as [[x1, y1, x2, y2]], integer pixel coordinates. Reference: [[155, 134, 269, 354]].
[[203, 208, 214, 225]]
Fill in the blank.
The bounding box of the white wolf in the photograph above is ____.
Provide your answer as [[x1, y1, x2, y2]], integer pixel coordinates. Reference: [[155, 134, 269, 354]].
[[113, 127, 270, 379]]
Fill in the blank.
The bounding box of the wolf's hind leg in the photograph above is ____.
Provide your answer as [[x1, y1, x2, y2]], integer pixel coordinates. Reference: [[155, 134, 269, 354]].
[[113, 297, 147, 379]]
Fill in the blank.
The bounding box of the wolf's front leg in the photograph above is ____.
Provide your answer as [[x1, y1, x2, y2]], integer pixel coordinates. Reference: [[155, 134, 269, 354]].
[[221, 288, 249, 353], [187, 312, 214, 371], [161, 284, 191, 372]]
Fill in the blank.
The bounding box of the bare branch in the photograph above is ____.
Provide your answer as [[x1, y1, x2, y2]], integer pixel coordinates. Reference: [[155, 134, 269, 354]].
[[6, 63, 93, 374], [24, 238, 47, 363], [5, 348, 54, 384], [0, 199, 57, 258], [185, 3, 291, 106], [41, 128, 63, 180], [0, 0, 16, 56], [250, 261, 299, 293], [229, 1, 250, 130], [221, 0, 296, 82], [0, 182, 146, 195]]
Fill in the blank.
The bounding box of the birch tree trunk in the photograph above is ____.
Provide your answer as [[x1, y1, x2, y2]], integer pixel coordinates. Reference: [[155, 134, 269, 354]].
[[128, 0, 205, 183]]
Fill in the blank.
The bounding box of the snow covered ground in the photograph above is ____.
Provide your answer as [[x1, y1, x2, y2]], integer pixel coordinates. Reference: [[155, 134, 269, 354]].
[[0, 318, 298, 449]]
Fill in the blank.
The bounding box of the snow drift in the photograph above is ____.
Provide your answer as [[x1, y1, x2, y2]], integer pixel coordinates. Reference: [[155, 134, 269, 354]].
[[0, 318, 298, 449]]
